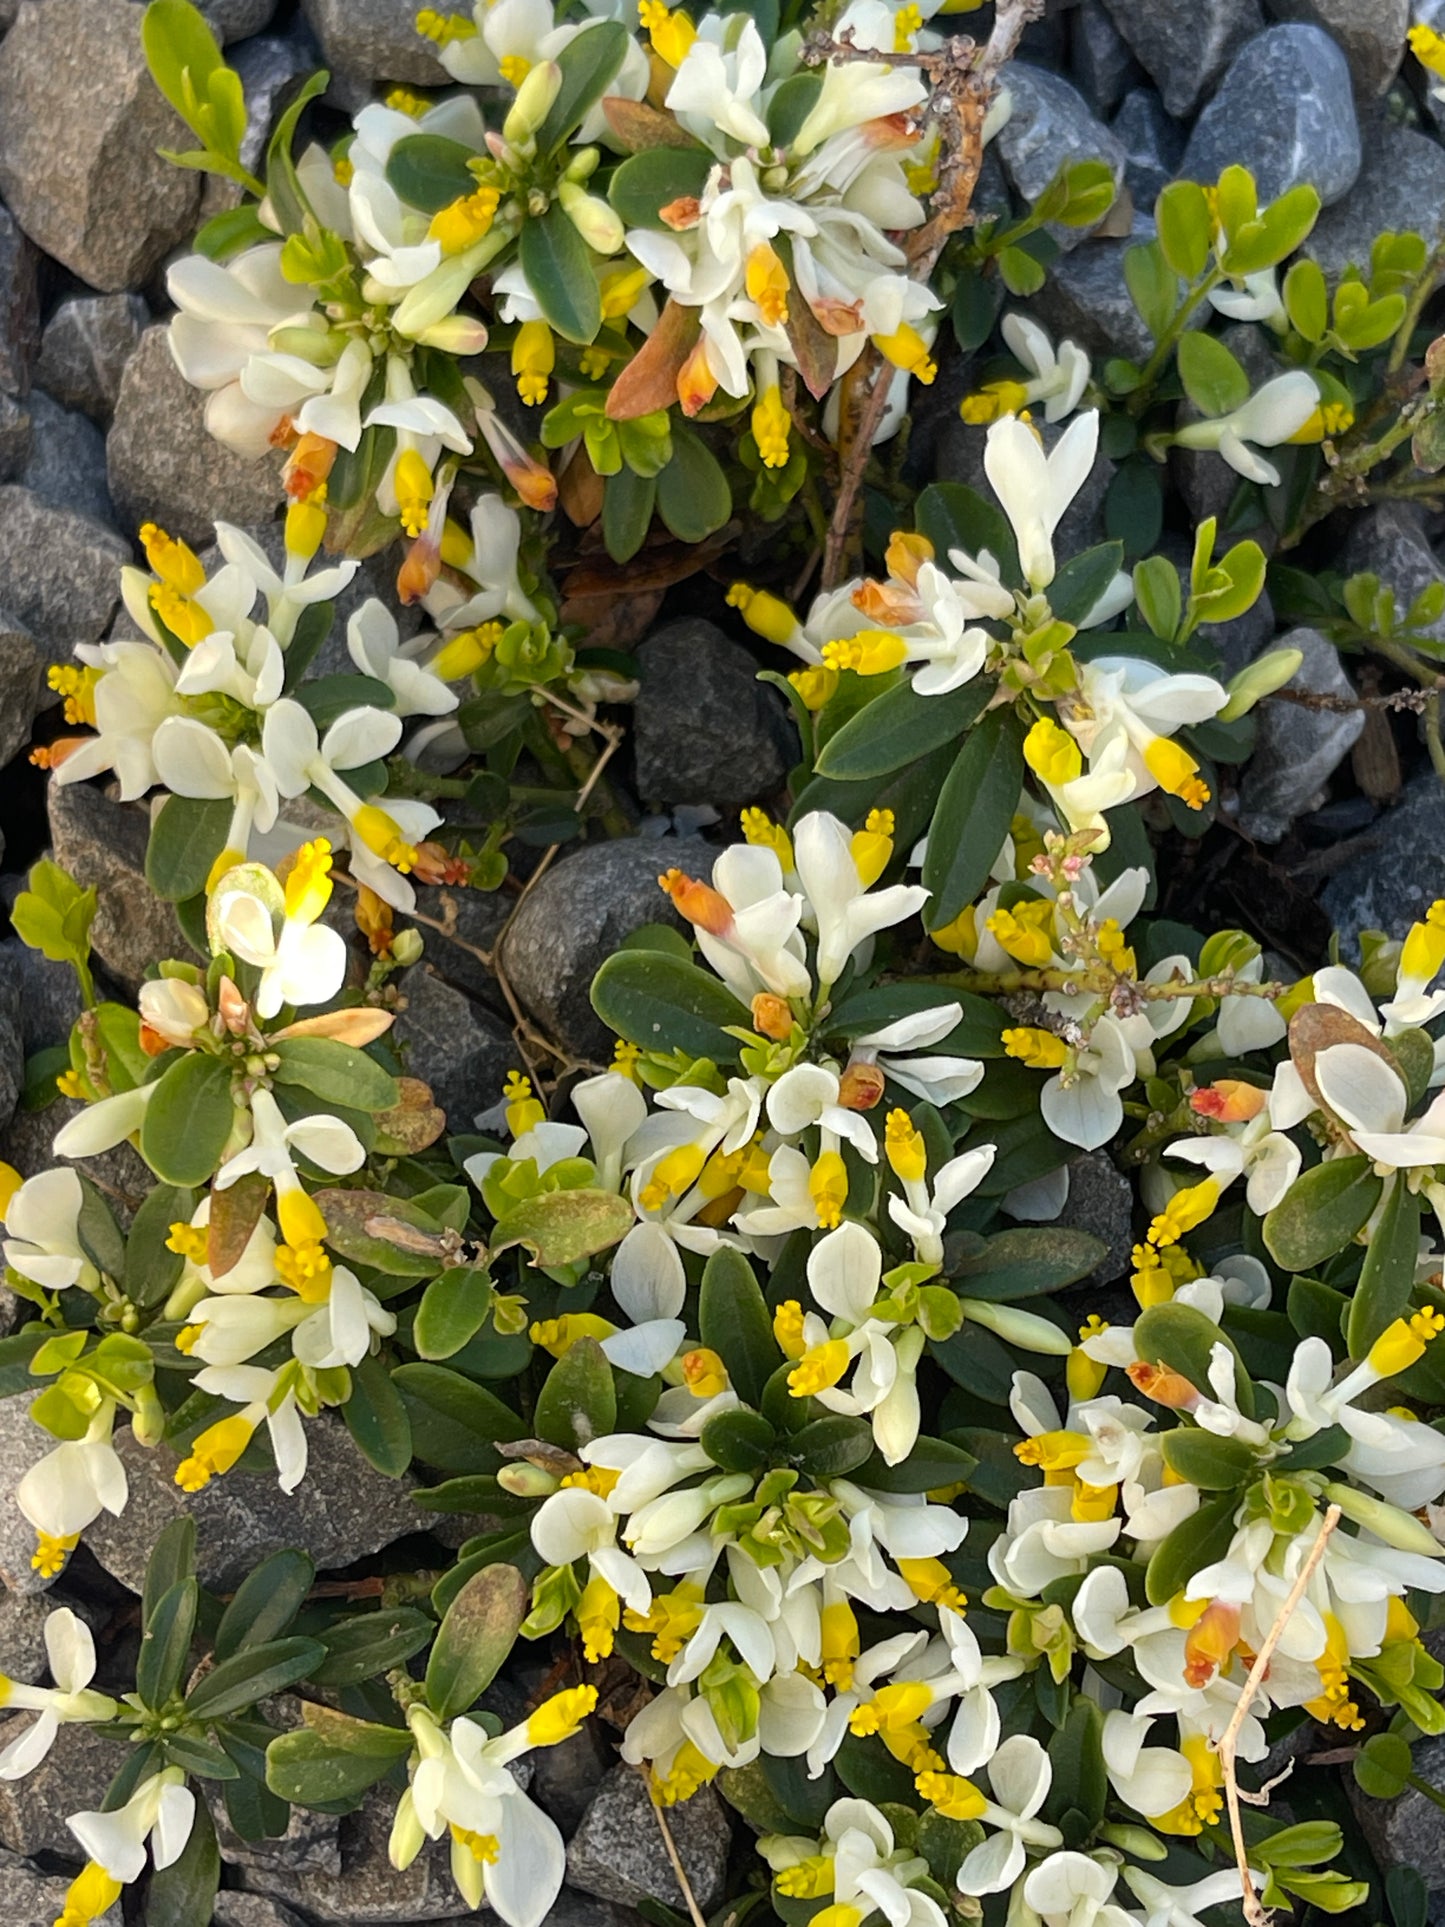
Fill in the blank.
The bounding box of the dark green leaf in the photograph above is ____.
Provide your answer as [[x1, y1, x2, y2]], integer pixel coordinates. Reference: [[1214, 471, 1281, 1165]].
[[344, 1353, 413, 1477], [146, 1794, 220, 1927], [699, 1244, 780, 1407], [215, 1550, 315, 1662], [312, 1607, 434, 1687], [138, 1577, 198, 1708], [1145, 1490, 1240, 1605], [1263, 1156, 1382, 1272], [140, 1053, 237, 1188], [535, 20, 629, 154], [591, 949, 751, 1063], [187, 1637, 326, 1721], [521, 203, 603, 345], [533, 1336, 617, 1450], [655, 427, 731, 542], [271, 1037, 400, 1113], [265, 1708, 413, 1805], [384, 133, 478, 212], [426, 1562, 527, 1721], [146, 797, 233, 902], [814, 675, 995, 782], [1347, 1176, 1422, 1360], [922, 708, 1023, 929], [608, 147, 714, 228], [394, 1362, 527, 1473]]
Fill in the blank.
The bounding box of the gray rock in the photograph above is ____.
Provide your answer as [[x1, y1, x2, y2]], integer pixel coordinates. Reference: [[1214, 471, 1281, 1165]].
[[0, 1590, 62, 1684], [34, 294, 148, 426], [1112, 88, 1185, 214], [0, 1847, 121, 1925], [1070, 1, 1143, 113], [109, 325, 284, 547], [408, 882, 510, 1013], [214, 1897, 312, 1927], [1342, 502, 1445, 646], [200, 0, 279, 39], [634, 621, 790, 813], [20, 391, 111, 525], [1099, 0, 1262, 116], [991, 64, 1127, 250], [84, 1418, 435, 1593], [0, 936, 83, 1061], [240, 1783, 470, 1920], [210, 1789, 342, 1877], [0, 1717, 128, 1850], [0, 1091, 151, 1219], [231, 28, 323, 174], [1237, 628, 1365, 841], [1265, 0, 1407, 95], [545, 1893, 645, 1927], [938, 410, 1113, 555], [0, 0, 202, 291], [0, 488, 128, 651], [1180, 25, 1362, 207], [1304, 127, 1445, 279], [567, 1766, 730, 1913], [1029, 236, 1157, 364], [0, 205, 39, 399], [1348, 1730, 1445, 1887], [394, 964, 520, 1131], [299, 0, 449, 112], [0, 1396, 66, 1595], [1322, 772, 1445, 948], [531, 1717, 618, 1838], [47, 781, 186, 993], [0, 621, 42, 767], [1056, 1151, 1136, 1287], [500, 836, 709, 1062], [0, 966, 24, 1140], [0, 394, 29, 482]]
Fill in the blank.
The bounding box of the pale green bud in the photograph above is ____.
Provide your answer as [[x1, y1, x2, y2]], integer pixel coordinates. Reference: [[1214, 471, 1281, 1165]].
[[558, 180, 624, 255], [391, 928, 425, 967], [962, 1297, 1073, 1354], [504, 60, 562, 145], [269, 325, 343, 367], [563, 145, 600, 184], [498, 1462, 560, 1497], [415, 315, 490, 355], [1324, 1480, 1445, 1555], [1099, 1825, 1169, 1861], [1217, 645, 1303, 722]]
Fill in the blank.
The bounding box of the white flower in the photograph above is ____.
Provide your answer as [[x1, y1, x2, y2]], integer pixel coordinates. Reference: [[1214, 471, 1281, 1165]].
[[347, 599, 457, 718], [887, 1142, 996, 1269], [1099, 1711, 1192, 1822], [983, 411, 1100, 590], [1208, 269, 1286, 328], [955, 1735, 1063, 1894], [1163, 1113, 1300, 1217], [846, 1003, 983, 1106], [1315, 1042, 1445, 1171], [16, 1408, 128, 1574], [48, 641, 181, 801], [1038, 1013, 1140, 1152], [0, 1609, 116, 1779], [67, 1766, 195, 1885], [530, 1486, 652, 1614], [1060, 656, 1226, 813], [1001, 312, 1092, 422], [767, 1063, 879, 1162], [166, 244, 316, 456], [188, 1363, 310, 1493], [1173, 370, 1319, 487], [216, 1087, 365, 1247], [794, 812, 929, 994], [1124, 1865, 1263, 1927], [211, 844, 348, 1021], [1025, 1851, 1136, 1927], [51, 1083, 156, 1161], [989, 1485, 1120, 1596], [1, 1168, 97, 1294]]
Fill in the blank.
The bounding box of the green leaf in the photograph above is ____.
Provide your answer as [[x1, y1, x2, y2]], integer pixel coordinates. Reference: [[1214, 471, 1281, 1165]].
[[1177, 332, 1251, 417], [701, 1408, 777, 1473], [266, 1707, 414, 1805], [952, 265, 1004, 354], [609, 147, 714, 228], [146, 797, 233, 903], [921, 708, 1024, 931], [344, 1353, 414, 1477], [1044, 1695, 1107, 1836], [1353, 1730, 1414, 1800], [491, 1190, 634, 1268], [271, 1037, 400, 1113], [766, 71, 823, 145], [1196, 539, 1266, 622], [1135, 1301, 1253, 1416], [394, 1362, 528, 1472], [602, 467, 657, 564], [521, 203, 603, 345], [1132, 555, 1181, 641], [194, 200, 271, 260], [998, 245, 1045, 297], [187, 1636, 326, 1721], [1159, 1428, 1260, 1489], [384, 133, 478, 213], [591, 949, 751, 1062], [855, 1436, 977, 1493], [787, 1414, 875, 1479], [1263, 1156, 1382, 1271], [146, 1793, 220, 1927], [415, 1267, 494, 1361], [915, 482, 1019, 585], [814, 675, 995, 782], [124, 1183, 195, 1311], [137, 1577, 199, 1709], [143, 1515, 196, 1628], [533, 1337, 617, 1450], [426, 1562, 527, 1721], [215, 1550, 315, 1662], [535, 19, 629, 154], [655, 426, 731, 542], [1145, 1490, 1240, 1605], [312, 1189, 450, 1280], [1283, 257, 1328, 341], [1049, 541, 1125, 625], [1123, 239, 1178, 341], [1155, 180, 1212, 280], [1222, 183, 1320, 276], [312, 1606, 434, 1687], [140, 1053, 237, 1187], [75, 1177, 126, 1282], [699, 1244, 780, 1407], [264, 69, 329, 238], [1347, 1176, 1422, 1359], [952, 1226, 1107, 1301]]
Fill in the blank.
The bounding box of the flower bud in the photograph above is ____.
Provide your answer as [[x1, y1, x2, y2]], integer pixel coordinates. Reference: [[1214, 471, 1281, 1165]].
[[415, 315, 491, 355], [498, 1462, 561, 1498], [558, 181, 624, 255], [504, 60, 562, 145], [837, 1061, 885, 1109], [1324, 1481, 1445, 1555], [962, 1299, 1074, 1354], [1217, 645, 1304, 722], [391, 928, 425, 967], [564, 145, 601, 184]]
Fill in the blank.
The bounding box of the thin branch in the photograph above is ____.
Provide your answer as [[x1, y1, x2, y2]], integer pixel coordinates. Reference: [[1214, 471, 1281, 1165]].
[[1214, 1504, 1341, 1927], [639, 1769, 708, 1927]]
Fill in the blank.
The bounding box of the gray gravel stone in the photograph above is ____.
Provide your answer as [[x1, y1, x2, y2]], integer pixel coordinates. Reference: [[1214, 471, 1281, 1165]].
[[0, 1718, 128, 1850], [231, 27, 323, 174], [531, 1716, 618, 1838], [1099, 0, 1262, 116], [500, 836, 709, 1062], [240, 1783, 470, 1920], [214, 1897, 313, 1927], [47, 781, 185, 994], [1342, 502, 1445, 646], [84, 1418, 434, 1593], [1070, 1, 1142, 113], [1112, 88, 1185, 214], [991, 64, 1127, 250], [1303, 127, 1445, 279], [0, 0, 202, 291], [34, 294, 148, 426], [1264, 0, 1407, 95], [0, 488, 128, 651], [0, 966, 24, 1140], [1180, 25, 1361, 207], [108, 325, 284, 547], [0, 1846, 122, 1925], [634, 621, 790, 813], [0, 621, 42, 767], [1029, 237, 1156, 364], [0, 395, 29, 483], [1237, 628, 1365, 841], [407, 881, 510, 1013], [1052, 1151, 1135, 1289], [394, 964, 520, 1131], [209, 1789, 341, 1878], [200, 0, 279, 39], [567, 1766, 730, 1913], [20, 391, 111, 526], [0, 1590, 62, 1685], [0, 205, 39, 399], [0, 935, 83, 1060], [299, 0, 449, 112], [1348, 1730, 1445, 1886], [545, 1893, 645, 1927], [1322, 772, 1445, 948]]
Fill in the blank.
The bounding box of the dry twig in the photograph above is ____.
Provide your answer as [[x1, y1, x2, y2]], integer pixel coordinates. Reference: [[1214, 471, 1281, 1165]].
[[639, 1769, 709, 1927], [1214, 1503, 1342, 1927]]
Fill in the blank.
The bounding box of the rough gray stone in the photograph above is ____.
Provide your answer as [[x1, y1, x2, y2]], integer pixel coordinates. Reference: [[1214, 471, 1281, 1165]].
[[1050, 1151, 1135, 1290], [0, 0, 202, 291], [0, 394, 29, 482], [0, 205, 39, 399], [0, 1092, 151, 1219], [0, 1396, 66, 1595], [0, 621, 43, 767], [0, 1590, 62, 1685], [531, 1716, 618, 1838], [34, 294, 148, 426], [0, 966, 24, 1140], [1112, 88, 1185, 214], [991, 64, 1126, 250], [1180, 25, 1362, 208], [200, 0, 279, 39], [1342, 502, 1445, 646], [1322, 772, 1445, 949], [1348, 1730, 1445, 1887], [938, 410, 1113, 557], [108, 325, 284, 547], [394, 964, 520, 1132], [213, 1897, 312, 1927], [0, 1848, 122, 1926], [231, 28, 323, 174], [1237, 628, 1365, 841], [1099, 0, 1262, 116], [84, 1418, 435, 1593], [0, 936, 83, 1060], [567, 1767, 730, 1913], [0, 1718, 129, 1850], [1029, 237, 1156, 364], [634, 621, 790, 812], [1070, 1, 1142, 113], [500, 836, 709, 1062], [545, 1894, 645, 1927], [20, 391, 111, 526], [1304, 128, 1445, 280], [299, 0, 449, 112], [1265, 0, 1407, 95], [0, 488, 128, 650], [209, 1789, 341, 1878], [47, 781, 185, 994], [240, 1783, 470, 1920], [407, 881, 511, 1012]]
